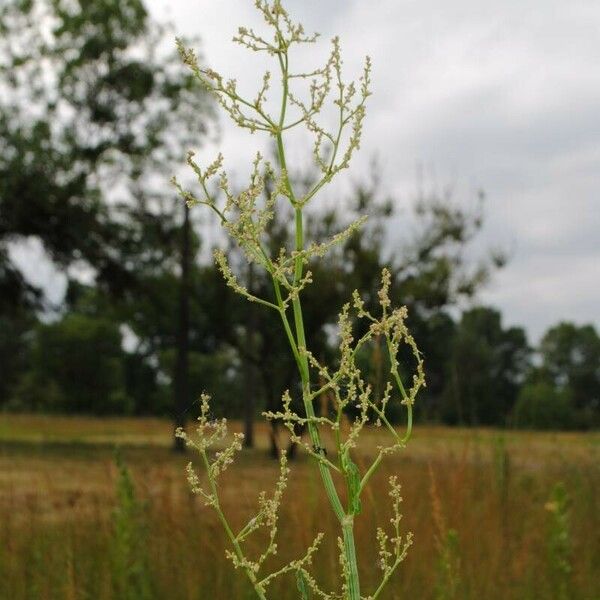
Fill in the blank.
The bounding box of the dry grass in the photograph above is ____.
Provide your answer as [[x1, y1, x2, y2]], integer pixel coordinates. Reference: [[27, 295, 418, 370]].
[[0, 414, 598, 599]]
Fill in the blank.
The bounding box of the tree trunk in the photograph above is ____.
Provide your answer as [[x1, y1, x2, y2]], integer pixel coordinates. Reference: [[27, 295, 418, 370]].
[[173, 202, 190, 453], [269, 421, 280, 458], [243, 262, 257, 448]]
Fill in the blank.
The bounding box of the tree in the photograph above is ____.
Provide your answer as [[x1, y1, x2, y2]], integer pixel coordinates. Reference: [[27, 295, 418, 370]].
[[0, 306, 37, 409], [0, 0, 213, 292], [173, 203, 191, 451], [538, 322, 600, 427], [444, 307, 530, 426], [225, 165, 506, 453], [328, 174, 506, 423], [15, 313, 130, 414], [0, 0, 215, 421], [63, 261, 243, 418], [513, 381, 573, 430]]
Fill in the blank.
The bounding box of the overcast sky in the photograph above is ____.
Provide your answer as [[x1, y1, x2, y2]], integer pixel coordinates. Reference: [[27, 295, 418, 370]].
[[14, 0, 597, 341], [147, 0, 600, 341]]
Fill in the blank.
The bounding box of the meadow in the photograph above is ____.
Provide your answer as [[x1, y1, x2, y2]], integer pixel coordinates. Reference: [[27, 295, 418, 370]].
[[0, 414, 598, 600]]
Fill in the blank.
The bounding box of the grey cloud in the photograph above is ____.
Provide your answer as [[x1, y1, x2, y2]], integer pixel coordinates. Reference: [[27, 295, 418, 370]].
[[147, 0, 600, 340]]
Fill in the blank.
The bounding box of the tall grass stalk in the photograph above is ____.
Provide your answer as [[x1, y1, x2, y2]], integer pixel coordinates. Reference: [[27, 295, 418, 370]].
[[111, 451, 152, 600], [173, 2, 425, 598], [545, 483, 572, 600], [429, 465, 461, 600]]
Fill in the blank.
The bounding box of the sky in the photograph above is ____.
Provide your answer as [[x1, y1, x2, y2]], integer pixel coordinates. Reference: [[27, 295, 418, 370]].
[[143, 0, 600, 342], [11, 0, 598, 342]]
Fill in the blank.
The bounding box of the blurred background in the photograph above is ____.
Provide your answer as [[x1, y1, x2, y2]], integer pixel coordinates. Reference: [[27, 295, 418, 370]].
[[0, 1, 598, 599]]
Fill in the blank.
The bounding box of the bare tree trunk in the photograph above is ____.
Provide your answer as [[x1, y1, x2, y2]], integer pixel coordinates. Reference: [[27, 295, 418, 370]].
[[269, 421, 281, 458], [243, 262, 256, 448], [262, 379, 280, 458], [174, 202, 190, 453]]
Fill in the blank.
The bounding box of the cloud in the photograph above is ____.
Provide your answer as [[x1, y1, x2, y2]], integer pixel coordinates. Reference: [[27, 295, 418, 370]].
[[13, 0, 583, 342]]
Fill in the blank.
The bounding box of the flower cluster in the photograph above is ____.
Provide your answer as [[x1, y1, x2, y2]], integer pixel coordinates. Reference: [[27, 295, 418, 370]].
[[174, 2, 424, 598], [177, 393, 326, 599]]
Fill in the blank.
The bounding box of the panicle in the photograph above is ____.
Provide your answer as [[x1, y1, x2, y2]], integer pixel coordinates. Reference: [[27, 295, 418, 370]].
[[173, 1, 423, 597]]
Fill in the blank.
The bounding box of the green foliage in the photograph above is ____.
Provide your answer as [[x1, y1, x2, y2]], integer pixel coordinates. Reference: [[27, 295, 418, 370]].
[[15, 314, 131, 414], [444, 307, 530, 426], [160, 347, 243, 417], [225, 164, 503, 446], [514, 381, 573, 430], [539, 322, 600, 426], [296, 570, 311, 600], [0, 0, 213, 307], [1, 0, 216, 423], [0, 308, 36, 406], [341, 450, 362, 516]]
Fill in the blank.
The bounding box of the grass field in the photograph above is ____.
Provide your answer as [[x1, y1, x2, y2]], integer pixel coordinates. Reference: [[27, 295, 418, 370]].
[[0, 414, 598, 599]]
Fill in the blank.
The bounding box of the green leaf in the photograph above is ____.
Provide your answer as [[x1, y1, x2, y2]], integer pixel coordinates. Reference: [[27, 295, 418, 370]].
[[296, 570, 311, 600], [342, 451, 362, 516]]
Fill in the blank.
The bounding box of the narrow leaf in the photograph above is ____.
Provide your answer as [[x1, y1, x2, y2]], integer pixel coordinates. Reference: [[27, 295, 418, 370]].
[[342, 451, 362, 515], [296, 570, 311, 600]]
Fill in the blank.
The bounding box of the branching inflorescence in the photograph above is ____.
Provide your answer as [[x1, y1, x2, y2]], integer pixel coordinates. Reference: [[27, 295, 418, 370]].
[[173, 2, 425, 598]]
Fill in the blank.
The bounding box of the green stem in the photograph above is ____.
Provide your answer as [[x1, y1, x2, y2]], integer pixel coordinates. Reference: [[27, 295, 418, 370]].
[[370, 558, 402, 600], [273, 47, 361, 600], [342, 518, 361, 600], [202, 450, 267, 600], [291, 206, 361, 600]]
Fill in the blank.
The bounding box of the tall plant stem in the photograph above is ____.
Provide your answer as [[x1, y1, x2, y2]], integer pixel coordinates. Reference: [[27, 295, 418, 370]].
[[275, 121, 361, 597], [291, 208, 361, 600], [201, 450, 268, 600], [175, 8, 417, 598], [251, 39, 363, 600]]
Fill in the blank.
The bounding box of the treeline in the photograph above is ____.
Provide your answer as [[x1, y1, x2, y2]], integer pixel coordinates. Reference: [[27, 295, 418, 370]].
[[1, 0, 598, 435], [2, 280, 599, 432]]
